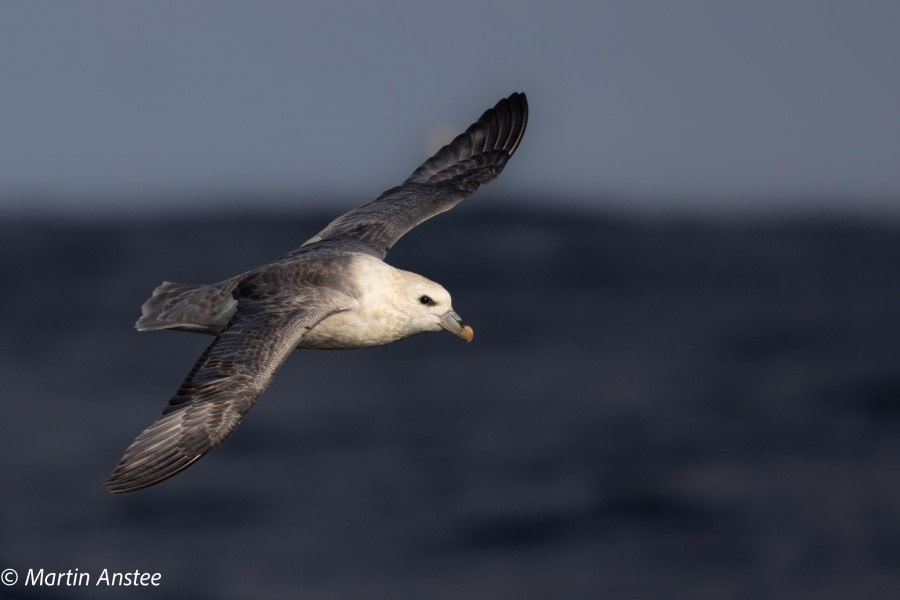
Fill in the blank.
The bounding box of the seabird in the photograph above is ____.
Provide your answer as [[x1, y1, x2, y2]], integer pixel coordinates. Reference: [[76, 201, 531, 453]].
[[105, 92, 528, 493]]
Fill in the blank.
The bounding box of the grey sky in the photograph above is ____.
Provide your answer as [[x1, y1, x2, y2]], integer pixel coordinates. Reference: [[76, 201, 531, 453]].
[[2, 1, 899, 214]]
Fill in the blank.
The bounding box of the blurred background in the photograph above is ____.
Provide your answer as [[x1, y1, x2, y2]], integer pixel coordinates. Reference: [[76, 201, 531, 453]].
[[2, 2, 900, 598]]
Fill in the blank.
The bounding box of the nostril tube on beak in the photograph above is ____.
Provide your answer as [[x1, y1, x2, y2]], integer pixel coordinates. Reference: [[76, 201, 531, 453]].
[[439, 310, 474, 342]]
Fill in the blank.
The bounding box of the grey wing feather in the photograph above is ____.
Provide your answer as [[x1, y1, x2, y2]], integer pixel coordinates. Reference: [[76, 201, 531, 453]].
[[403, 92, 527, 187], [105, 290, 349, 493], [296, 92, 527, 258]]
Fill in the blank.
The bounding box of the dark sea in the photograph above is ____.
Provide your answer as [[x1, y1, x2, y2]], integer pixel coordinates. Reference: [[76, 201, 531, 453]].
[[2, 203, 900, 599]]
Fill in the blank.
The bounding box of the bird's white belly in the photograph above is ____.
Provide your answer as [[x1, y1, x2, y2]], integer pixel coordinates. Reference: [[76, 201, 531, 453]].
[[298, 306, 412, 350]]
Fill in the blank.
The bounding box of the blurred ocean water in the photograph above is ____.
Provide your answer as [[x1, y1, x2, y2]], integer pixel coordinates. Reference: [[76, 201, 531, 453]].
[[2, 205, 900, 598]]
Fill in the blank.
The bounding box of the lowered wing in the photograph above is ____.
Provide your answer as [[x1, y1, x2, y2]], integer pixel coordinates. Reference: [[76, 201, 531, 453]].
[[106, 290, 350, 493]]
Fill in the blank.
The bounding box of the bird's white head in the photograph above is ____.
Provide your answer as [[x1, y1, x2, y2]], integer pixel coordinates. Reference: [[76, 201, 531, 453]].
[[392, 270, 474, 342]]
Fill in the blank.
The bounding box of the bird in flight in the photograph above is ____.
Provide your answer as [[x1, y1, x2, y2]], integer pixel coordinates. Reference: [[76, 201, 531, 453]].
[[106, 92, 528, 493]]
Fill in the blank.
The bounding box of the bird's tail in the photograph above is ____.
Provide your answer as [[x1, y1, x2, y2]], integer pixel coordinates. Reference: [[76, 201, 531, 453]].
[[135, 281, 236, 334]]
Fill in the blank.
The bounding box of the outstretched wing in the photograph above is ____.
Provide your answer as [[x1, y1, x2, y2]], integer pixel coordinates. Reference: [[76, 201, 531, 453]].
[[105, 291, 350, 493], [296, 92, 528, 259]]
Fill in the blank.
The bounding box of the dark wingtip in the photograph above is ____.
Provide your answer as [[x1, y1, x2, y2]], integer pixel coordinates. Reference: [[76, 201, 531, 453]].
[[404, 92, 529, 186], [105, 452, 203, 494], [463, 91, 529, 157], [488, 91, 528, 155], [103, 407, 209, 494]]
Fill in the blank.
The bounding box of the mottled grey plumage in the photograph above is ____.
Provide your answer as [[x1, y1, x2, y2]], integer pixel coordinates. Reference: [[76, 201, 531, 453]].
[[106, 92, 528, 493]]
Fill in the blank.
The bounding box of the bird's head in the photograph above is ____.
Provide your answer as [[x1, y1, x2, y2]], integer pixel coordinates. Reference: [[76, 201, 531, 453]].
[[393, 271, 473, 342]]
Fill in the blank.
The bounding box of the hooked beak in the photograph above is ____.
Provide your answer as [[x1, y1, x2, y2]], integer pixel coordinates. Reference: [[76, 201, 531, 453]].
[[439, 310, 474, 342]]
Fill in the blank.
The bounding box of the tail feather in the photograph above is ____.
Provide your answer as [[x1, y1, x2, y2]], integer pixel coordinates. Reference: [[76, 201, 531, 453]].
[[136, 281, 236, 334]]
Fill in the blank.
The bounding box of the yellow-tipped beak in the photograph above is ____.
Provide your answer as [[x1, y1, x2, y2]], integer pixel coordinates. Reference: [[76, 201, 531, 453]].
[[439, 310, 474, 342]]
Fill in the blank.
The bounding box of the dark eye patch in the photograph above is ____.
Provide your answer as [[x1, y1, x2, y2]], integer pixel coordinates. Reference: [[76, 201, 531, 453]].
[[419, 295, 435, 306]]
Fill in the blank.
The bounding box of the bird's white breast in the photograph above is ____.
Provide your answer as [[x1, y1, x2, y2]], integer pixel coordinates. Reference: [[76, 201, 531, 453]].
[[298, 256, 416, 349]]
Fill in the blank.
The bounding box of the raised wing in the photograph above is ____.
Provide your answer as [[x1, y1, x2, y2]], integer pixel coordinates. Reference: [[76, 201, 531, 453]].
[[105, 290, 350, 493], [297, 92, 528, 258]]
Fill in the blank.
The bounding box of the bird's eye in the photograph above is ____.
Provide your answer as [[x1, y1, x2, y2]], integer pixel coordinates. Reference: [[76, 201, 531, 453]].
[[419, 295, 435, 306]]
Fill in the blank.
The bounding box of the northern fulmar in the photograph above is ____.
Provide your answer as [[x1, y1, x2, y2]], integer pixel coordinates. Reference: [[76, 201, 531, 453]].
[[105, 92, 528, 493]]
